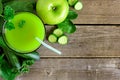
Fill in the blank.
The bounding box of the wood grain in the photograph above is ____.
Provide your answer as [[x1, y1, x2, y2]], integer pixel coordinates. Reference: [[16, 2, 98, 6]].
[[74, 0, 120, 24], [18, 59, 120, 80], [37, 25, 120, 57], [15, 0, 120, 80]]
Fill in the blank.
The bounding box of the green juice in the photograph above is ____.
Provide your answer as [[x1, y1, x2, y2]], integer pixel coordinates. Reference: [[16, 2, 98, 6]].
[[3, 12, 45, 53]]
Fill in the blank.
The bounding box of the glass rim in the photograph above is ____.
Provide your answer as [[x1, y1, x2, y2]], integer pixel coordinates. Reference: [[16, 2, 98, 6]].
[[2, 19, 46, 53]]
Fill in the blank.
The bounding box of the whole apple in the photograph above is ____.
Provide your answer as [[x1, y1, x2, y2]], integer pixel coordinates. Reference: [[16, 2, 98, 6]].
[[36, 0, 69, 25]]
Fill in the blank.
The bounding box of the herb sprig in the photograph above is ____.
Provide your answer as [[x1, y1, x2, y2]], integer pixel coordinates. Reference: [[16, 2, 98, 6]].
[[4, 5, 14, 20], [57, 10, 78, 34]]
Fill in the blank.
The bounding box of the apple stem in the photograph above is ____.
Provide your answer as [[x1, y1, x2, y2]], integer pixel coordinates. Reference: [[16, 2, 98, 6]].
[[52, 6, 56, 11], [35, 37, 62, 55]]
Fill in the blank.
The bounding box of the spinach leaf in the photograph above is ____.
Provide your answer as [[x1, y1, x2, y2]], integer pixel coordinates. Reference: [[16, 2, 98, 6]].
[[57, 19, 76, 34], [57, 10, 78, 34], [4, 0, 35, 12], [67, 10, 78, 20]]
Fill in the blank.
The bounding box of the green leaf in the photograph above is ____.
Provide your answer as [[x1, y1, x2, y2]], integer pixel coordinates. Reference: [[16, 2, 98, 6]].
[[4, 0, 35, 12], [3, 6, 15, 30], [26, 60, 34, 66], [2, 0, 13, 3], [0, 54, 4, 61], [20, 60, 35, 73], [0, 17, 4, 33], [5, 21, 15, 30], [67, 10, 78, 20], [18, 20, 26, 28], [0, 47, 3, 54], [57, 19, 76, 34], [0, 36, 6, 47], [15, 51, 40, 60], [0, 54, 19, 80], [68, 0, 78, 6], [0, 0, 3, 14], [4, 5, 14, 20], [0, 58, 19, 80], [0, 37, 20, 80]]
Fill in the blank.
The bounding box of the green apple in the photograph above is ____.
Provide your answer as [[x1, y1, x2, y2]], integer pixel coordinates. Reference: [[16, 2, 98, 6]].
[[36, 0, 69, 25]]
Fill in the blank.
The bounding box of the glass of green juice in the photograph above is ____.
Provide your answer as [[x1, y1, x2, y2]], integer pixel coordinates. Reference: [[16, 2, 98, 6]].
[[2, 12, 45, 53]]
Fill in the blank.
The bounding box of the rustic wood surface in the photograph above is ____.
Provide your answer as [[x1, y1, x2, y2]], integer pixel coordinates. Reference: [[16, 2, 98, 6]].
[[74, 0, 120, 24], [19, 0, 120, 80], [19, 59, 120, 80], [37, 25, 120, 57]]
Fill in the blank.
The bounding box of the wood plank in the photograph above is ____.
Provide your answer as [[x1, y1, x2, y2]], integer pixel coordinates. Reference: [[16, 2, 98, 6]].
[[37, 25, 120, 57], [74, 0, 120, 24], [17, 59, 120, 80]]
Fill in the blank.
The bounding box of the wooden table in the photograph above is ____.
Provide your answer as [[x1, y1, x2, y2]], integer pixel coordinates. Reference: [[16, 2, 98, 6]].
[[18, 0, 120, 80]]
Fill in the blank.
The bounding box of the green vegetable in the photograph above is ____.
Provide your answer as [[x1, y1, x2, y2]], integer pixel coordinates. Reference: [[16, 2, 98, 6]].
[[18, 20, 26, 28], [0, 0, 3, 14], [53, 28, 63, 37], [20, 60, 35, 73], [57, 19, 76, 34], [23, 60, 35, 66], [5, 21, 15, 30], [4, 50, 21, 71], [74, 1, 83, 10], [0, 37, 20, 80], [0, 36, 21, 71], [4, 5, 14, 20], [48, 34, 57, 43], [0, 17, 4, 33], [57, 10, 77, 34], [68, 0, 78, 6], [67, 10, 78, 20], [4, 0, 35, 12], [0, 37, 5, 47], [20, 65, 30, 73], [2, 0, 13, 3], [0, 55, 19, 80], [58, 35, 68, 45], [4, 6, 15, 30], [0, 47, 3, 53], [0, 36, 38, 79], [15, 52, 40, 60]]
